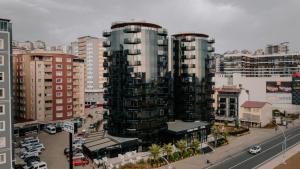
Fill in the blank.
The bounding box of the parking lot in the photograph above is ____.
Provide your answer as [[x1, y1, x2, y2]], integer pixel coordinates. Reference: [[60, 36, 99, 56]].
[[16, 107, 104, 169]]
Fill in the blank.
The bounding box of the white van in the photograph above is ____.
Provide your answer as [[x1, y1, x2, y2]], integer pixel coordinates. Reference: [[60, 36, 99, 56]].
[[24, 161, 47, 169], [45, 125, 56, 134]]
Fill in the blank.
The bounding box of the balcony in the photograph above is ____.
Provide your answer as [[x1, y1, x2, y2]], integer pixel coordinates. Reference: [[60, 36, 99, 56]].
[[158, 50, 167, 56], [207, 46, 215, 52], [124, 38, 141, 44], [103, 61, 109, 68], [183, 46, 196, 51], [103, 40, 111, 47], [157, 28, 168, 36], [44, 82, 52, 86], [124, 25, 141, 33], [182, 55, 196, 60], [128, 61, 141, 66], [127, 49, 141, 55], [208, 38, 215, 44], [102, 30, 111, 37], [104, 51, 112, 58], [73, 80, 80, 85], [103, 72, 110, 77], [182, 36, 195, 42], [157, 39, 168, 46], [45, 103, 52, 108]]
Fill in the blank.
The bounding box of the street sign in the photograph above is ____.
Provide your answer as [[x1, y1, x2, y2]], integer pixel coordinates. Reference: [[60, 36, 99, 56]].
[[64, 121, 74, 134]]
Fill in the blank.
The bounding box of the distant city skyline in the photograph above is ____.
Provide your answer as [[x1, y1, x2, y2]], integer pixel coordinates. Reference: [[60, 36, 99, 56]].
[[1, 0, 300, 53]]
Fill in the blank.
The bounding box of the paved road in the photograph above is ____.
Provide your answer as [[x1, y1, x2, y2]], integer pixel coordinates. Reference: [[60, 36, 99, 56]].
[[207, 126, 300, 169]]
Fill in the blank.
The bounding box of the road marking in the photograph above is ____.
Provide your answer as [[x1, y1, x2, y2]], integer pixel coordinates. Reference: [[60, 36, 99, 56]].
[[206, 126, 300, 169], [228, 132, 300, 169]]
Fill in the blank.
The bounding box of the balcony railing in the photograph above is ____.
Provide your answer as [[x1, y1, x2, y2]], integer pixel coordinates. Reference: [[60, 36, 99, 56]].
[[128, 61, 142, 66], [102, 30, 111, 37], [182, 36, 195, 42], [124, 38, 141, 44], [183, 46, 196, 51], [207, 46, 215, 52], [208, 38, 215, 43], [182, 55, 196, 59], [103, 51, 112, 57], [124, 25, 141, 33], [157, 28, 167, 36], [103, 40, 111, 47], [127, 49, 141, 55], [157, 39, 168, 46]]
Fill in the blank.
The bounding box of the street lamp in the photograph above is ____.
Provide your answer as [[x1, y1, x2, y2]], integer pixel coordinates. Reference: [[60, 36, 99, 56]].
[[273, 121, 287, 164]]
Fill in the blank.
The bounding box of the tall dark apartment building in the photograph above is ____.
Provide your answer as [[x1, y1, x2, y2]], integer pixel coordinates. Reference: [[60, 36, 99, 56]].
[[292, 73, 300, 105], [0, 18, 13, 169], [172, 33, 215, 122], [102, 22, 171, 144]]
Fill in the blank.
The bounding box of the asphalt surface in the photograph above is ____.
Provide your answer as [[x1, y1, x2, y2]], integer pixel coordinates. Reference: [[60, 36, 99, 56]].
[[207, 125, 300, 169]]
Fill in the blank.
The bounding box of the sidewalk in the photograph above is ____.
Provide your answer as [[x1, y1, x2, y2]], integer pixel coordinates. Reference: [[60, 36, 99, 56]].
[[157, 119, 300, 169]]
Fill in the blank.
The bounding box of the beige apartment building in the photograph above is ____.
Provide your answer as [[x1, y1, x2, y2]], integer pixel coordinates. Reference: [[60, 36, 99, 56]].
[[13, 51, 85, 122], [77, 36, 106, 105]]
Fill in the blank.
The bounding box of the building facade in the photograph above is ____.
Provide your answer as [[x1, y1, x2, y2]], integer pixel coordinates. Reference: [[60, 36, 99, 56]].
[[292, 73, 300, 105], [102, 22, 171, 144], [0, 18, 13, 169], [172, 33, 215, 122], [13, 52, 85, 122]]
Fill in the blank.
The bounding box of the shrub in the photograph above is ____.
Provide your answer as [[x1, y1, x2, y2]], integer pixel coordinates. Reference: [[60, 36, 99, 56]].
[[183, 150, 190, 158], [172, 152, 180, 161]]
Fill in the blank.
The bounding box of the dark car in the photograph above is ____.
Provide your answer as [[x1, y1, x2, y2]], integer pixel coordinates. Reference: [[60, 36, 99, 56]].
[[56, 126, 63, 133], [24, 156, 40, 166], [14, 164, 26, 169]]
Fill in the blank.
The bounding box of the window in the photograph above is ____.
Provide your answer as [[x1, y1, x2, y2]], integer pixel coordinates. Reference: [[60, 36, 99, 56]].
[[56, 71, 63, 76], [0, 153, 6, 164], [56, 99, 63, 104], [56, 78, 62, 83], [67, 111, 72, 116], [67, 78, 72, 83], [0, 137, 5, 148], [67, 85, 72, 90], [0, 39, 4, 49], [56, 85, 63, 90], [67, 65, 72, 70], [56, 113, 63, 118], [67, 105, 72, 110], [0, 105, 4, 115], [0, 72, 3, 82], [56, 64, 62, 69], [0, 56, 3, 65], [67, 98, 72, 103], [56, 106, 63, 111], [0, 88, 4, 98], [67, 71, 72, 76], [56, 92, 62, 97], [66, 58, 72, 62], [0, 121, 5, 131], [55, 57, 62, 62]]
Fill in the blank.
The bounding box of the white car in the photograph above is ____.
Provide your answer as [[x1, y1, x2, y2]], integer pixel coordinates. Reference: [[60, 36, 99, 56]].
[[24, 161, 47, 169], [20, 151, 39, 159], [249, 145, 262, 154]]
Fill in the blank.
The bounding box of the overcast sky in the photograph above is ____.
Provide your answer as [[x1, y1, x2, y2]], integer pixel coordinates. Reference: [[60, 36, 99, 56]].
[[1, 0, 299, 53]]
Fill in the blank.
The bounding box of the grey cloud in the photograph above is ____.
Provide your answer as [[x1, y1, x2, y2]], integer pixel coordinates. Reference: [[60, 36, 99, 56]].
[[0, 0, 299, 53]]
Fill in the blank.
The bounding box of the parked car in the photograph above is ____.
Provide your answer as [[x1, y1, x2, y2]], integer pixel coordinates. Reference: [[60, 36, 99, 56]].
[[56, 126, 63, 133], [22, 143, 45, 153], [24, 156, 40, 165], [72, 153, 85, 160], [249, 145, 262, 154], [73, 158, 89, 166], [20, 151, 39, 159], [64, 148, 82, 157], [21, 139, 40, 148], [23, 161, 47, 169], [44, 125, 56, 134], [21, 137, 38, 144], [14, 164, 26, 169]]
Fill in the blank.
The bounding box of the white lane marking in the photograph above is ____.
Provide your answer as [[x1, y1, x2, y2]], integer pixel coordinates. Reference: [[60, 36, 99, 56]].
[[228, 132, 300, 169], [206, 126, 300, 169]]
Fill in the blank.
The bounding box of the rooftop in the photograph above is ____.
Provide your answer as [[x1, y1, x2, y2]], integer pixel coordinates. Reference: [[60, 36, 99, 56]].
[[167, 120, 208, 134], [111, 21, 162, 29], [216, 87, 241, 93], [173, 33, 209, 38], [0, 18, 10, 22], [241, 101, 270, 108]]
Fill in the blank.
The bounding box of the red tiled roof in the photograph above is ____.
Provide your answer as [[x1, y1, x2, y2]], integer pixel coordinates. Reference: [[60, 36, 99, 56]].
[[241, 101, 269, 108]]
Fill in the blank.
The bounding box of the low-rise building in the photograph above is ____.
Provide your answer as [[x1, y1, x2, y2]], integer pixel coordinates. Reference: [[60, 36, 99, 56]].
[[240, 101, 272, 127]]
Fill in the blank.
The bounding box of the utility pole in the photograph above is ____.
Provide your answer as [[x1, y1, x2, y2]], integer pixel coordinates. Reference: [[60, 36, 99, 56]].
[[69, 132, 73, 169]]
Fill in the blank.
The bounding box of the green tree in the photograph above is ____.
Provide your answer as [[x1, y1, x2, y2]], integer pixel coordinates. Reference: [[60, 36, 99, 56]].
[[149, 144, 160, 167], [191, 139, 200, 155], [223, 131, 229, 142], [162, 143, 173, 160], [211, 125, 220, 147], [175, 140, 187, 158]]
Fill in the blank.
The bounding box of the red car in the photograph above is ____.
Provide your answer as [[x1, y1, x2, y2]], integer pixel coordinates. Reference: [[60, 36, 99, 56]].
[[73, 158, 89, 166]]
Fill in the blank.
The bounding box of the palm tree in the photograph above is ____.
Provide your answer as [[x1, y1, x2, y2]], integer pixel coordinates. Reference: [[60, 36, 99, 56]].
[[191, 139, 200, 155], [149, 144, 160, 166], [211, 125, 220, 147], [175, 139, 186, 158], [162, 143, 173, 160]]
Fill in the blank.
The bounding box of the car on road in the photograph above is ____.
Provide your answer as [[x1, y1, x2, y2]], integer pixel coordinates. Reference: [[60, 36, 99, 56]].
[[249, 145, 262, 154], [45, 125, 56, 134], [73, 158, 89, 166]]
